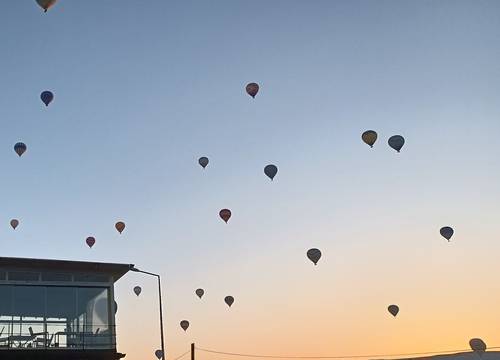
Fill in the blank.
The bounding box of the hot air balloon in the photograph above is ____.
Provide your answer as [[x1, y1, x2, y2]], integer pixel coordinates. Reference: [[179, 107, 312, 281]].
[[14, 142, 27, 157], [155, 350, 164, 360], [264, 164, 278, 180], [198, 157, 209, 169], [388, 135, 405, 152], [388, 305, 399, 317], [225, 296, 234, 307], [195, 288, 204, 299], [362, 130, 378, 148], [180, 320, 190, 331], [40, 91, 54, 106], [36, 0, 57, 12], [246, 83, 259, 98], [86, 237, 96, 248], [115, 221, 125, 234], [306, 248, 322, 265], [440, 226, 454, 241], [219, 209, 231, 223], [469, 338, 487, 354], [133, 286, 142, 296], [10, 219, 19, 230]]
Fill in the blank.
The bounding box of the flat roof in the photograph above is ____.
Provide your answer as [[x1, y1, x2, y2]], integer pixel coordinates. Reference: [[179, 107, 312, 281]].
[[0, 256, 133, 282]]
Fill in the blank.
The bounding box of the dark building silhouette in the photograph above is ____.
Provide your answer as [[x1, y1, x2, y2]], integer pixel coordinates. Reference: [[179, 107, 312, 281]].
[[0, 257, 131, 360]]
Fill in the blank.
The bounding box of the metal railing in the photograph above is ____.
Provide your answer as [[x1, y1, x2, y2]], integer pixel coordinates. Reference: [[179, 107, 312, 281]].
[[0, 324, 116, 350]]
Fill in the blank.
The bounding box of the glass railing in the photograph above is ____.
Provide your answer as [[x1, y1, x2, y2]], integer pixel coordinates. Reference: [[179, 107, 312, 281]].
[[0, 324, 115, 350]]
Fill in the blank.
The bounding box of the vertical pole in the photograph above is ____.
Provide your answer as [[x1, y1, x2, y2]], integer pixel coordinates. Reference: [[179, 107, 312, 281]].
[[158, 275, 166, 360], [191, 343, 195, 360]]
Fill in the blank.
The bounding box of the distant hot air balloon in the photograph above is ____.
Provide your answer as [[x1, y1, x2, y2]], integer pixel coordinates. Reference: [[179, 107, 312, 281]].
[[36, 0, 57, 12], [155, 350, 164, 360], [14, 142, 27, 157], [115, 221, 125, 234], [362, 130, 378, 148], [180, 320, 190, 331], [198, 157, 209, 169], [264, 164, 278, 180], [388, 305, 399, 317], [440, 226, 454, 241], [469, 338, 487, 355], [388, 135, 405, 152], [246, 83, 259, 98], [196, 288, 204, 299], [219, 209, 231, 223], [40, 91, 54, 106], [86, 237, 96, 248], [306, 248, 322, 265], [225, 296, 234, 307], [10, 219, 19, 230], [133, 286, 142, 296]]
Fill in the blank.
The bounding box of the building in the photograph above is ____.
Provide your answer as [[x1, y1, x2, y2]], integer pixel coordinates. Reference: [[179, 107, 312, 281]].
[[384, 352, 500, 360], [0, 256, 132, 360]]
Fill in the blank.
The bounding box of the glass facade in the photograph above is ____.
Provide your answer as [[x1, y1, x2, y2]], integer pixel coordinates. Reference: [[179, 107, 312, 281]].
[[0, 285, 114, 350]]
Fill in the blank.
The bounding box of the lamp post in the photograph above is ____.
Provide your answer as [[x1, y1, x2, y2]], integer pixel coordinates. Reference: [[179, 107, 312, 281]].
[[130, 265, 165, 360]]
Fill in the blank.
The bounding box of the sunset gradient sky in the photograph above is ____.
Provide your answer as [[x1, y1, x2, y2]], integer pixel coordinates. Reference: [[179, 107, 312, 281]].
[[1, 1, 500, 359]]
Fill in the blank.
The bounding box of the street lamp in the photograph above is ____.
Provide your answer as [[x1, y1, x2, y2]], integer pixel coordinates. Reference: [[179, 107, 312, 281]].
[[129, 265, 165, 360]]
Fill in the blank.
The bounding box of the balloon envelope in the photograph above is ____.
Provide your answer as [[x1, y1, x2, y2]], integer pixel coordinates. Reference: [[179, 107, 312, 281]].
[[219, 209, 231, 223], [198, 157, 209, 169], [306, 248, 322, 265], [195, 288, 204, 299], [40, 91, 54, 106], [388, 135, 405, 152], [180, 320, 190, 331], [440, 226, 454, 241], [246, 83, 259, 98], [36, 0, 57, 12], [224, 296, 234, 307], [10, 219, 19, 230], [86, 237, 96, 248], [133, 286, 142, 296], [388, 305, 399, 317], [14, 143, 27, 157], [362, 130, 378, 147], [264, 165, 278, 180], [115, 221, 125, 234], [470, 338, 487, 353], [155, 350, 163, 359]]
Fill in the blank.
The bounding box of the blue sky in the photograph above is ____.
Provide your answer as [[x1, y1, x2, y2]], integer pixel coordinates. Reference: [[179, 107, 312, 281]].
[[1, 1, 500, 358]]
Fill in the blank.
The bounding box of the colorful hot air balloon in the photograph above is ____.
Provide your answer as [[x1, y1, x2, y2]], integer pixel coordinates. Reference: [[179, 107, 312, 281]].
[[224, 296, 234, 307], [219, 209, 231, 223], [440, 226, 454, 241], [14, 142, 27, 157], [155, 350, 164, 360], [180, 320, 190, 331], [133, 286, 142, 296], [246, 83, 259, 98], [198, 157, 209, 169], [388, 305, 399, 317], [36, 0, 57, 12], [40, 91, 54, 106], [264, 164, 278, 180], [306, 248, 322, 265], [362, 130, 378, 148], [86, 236, 96, 248], [388, 135, 405, 152], [469, 338, 487, 354], [115, 221, 125, 234], [10, 219, 19, 230], [195, 288, 205, 299]]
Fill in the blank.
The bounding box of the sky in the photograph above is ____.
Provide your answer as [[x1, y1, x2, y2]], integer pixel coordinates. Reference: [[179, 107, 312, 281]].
[[1, 0, 500, 359]]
